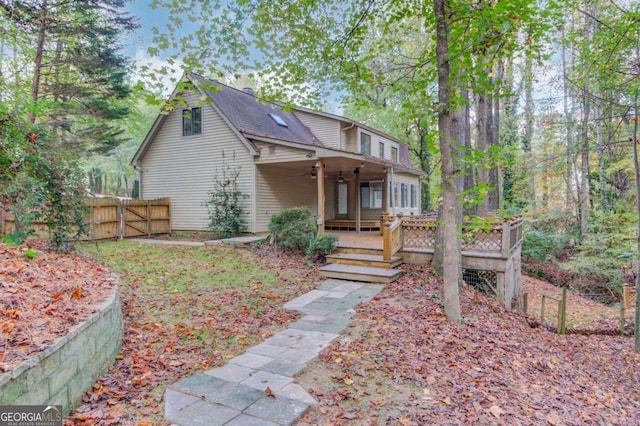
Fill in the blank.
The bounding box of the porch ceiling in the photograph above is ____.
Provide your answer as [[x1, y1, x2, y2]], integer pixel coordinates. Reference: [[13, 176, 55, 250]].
[[257, 157, 390, 181]]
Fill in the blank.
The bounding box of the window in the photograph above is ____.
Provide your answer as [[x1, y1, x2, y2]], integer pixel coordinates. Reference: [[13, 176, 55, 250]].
[[378, 141, 385, 158], [393, 183, 399, 208], [360, 132, 371, 155], [183, 107, 202, 136], [360, 181, 383, 209], [401, 183, 408, 208], [269, 113, 288, 127], [411, 184, 417, 208], [391, 146, 398, 162]]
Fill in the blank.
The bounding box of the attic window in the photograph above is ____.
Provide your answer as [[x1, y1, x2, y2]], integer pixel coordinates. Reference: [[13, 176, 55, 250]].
[[183, 107, 201, 136], [269, 113, 288, 128]]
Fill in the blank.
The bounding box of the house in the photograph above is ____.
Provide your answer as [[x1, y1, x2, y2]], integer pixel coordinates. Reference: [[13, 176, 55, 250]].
[[131, 73, 424, 234]]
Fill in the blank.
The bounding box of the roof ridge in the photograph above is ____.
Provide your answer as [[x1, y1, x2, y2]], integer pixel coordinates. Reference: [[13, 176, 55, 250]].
[[187, 73, 322, 147]]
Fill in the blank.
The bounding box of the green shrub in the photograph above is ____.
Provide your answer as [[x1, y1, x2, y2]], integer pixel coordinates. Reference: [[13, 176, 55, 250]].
[[306, 234, 338, 260], [204, 164, 248, 238], [268, 206, 317, 251], [522, 230, 569, 261]]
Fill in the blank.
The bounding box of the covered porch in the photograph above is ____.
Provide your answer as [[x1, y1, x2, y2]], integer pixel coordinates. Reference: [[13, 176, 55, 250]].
[[254, 147, 421, 235]]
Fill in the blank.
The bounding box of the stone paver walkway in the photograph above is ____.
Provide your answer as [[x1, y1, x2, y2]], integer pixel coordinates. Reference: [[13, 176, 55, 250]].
[[165, 279, 383, 426]]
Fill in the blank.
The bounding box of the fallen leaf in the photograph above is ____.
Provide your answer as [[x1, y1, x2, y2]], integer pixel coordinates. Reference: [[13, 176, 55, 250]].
[[546, 411, 561, 425], [487, 405, 504, 418], [265, 387, 276, 398], [71, 287, 83, 300]]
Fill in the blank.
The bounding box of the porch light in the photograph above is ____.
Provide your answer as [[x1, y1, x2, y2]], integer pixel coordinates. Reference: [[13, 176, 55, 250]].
[[310, 166, 317, 179], [338, 171, 344, 183]]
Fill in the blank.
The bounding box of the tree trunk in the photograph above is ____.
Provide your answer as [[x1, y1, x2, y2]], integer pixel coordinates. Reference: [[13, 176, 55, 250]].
[[434, 0, 461, 323], [595, 94, 607, 211], [633, 94, 640, 352], [561, 25, 576, 213], [524, 54, 536, 211], [578, 4, 594, 242], [578, 84, 590, 240], [417, 119, 432, 212], [488, 62, 502, 211], [29, 0, 48, 124], [632, 23, 640, 353], [476, 90, 488, 216], [462, 85, 475, 216]]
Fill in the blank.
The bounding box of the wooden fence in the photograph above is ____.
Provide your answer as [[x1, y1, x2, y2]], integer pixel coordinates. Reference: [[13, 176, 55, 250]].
[[0, 198, 171, 241]]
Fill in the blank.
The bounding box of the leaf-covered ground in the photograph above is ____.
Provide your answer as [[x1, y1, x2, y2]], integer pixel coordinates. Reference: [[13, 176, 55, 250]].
[[4, 239, 639, 425], [296, 264, 640, 425], [0, 240, 116, 372], [67, 241, 318, 425]]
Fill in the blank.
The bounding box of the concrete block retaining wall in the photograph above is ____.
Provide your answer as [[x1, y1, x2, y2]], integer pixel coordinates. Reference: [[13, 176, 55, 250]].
[[0, 287, 123, 415]]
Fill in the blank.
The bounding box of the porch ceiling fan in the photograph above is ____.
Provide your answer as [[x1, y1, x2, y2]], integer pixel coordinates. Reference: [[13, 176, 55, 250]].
[[301, 165, 318, 179]]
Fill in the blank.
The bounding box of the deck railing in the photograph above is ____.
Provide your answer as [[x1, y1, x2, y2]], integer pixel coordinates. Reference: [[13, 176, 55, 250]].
[[389, 213, 524, 258], [382, 215, 403, 261]]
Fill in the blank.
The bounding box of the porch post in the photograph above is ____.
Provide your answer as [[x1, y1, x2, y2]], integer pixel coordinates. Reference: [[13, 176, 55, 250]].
[[355, 167, 361, 233], [388, 167, 396, 216], [317, 161, 325, 237]]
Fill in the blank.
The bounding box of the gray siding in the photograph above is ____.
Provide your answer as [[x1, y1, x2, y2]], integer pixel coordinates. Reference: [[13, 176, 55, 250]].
[[254, 141, 313, 164], [343, 126, 358, 153], [139, 92, 255, 231], [256, 165, 319, 232], [294, 111, 341, 149]]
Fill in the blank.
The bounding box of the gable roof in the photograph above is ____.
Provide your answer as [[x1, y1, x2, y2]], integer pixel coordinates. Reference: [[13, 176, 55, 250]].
[[188, 73, 321, 147], [132, 73, 421, 175]]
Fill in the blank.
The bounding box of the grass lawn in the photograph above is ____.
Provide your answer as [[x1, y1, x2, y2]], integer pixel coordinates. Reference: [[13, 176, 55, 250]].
[[68, 240, 318, 425]]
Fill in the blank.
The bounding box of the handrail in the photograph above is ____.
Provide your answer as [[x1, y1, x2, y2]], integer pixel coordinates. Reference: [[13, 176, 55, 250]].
[[401, 213, 523, 257], [383, 216, 402, 261]]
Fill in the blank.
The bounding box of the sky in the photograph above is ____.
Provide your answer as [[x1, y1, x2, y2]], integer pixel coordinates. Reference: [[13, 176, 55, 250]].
[[122, 1, 184, 92], [119, 1, 343, 114]]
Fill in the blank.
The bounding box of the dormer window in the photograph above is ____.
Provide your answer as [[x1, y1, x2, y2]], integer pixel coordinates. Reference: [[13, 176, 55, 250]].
[[379, 141, 385, 158], [183, 107, 201, 136], [360, 132, 371, 155], [391, 146, 398, 162], [269, 113, 288, 127]]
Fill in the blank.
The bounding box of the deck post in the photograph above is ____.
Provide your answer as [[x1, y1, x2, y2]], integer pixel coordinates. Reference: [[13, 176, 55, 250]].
[[501, 220, 510, 258], [317, 161, 325, 237], [355, 167, 361, 233]]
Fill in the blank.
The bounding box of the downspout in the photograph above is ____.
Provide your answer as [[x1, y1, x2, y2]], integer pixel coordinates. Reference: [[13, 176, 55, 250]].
[[133, 165, 142, 199], [390, 166, 395, 215]]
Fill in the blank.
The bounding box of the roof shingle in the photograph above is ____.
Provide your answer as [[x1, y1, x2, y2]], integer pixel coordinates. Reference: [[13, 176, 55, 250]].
[[189, 73, 321, 146]]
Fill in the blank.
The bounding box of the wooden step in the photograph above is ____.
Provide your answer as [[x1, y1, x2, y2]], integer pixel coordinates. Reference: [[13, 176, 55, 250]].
[[319, 263, 403, 284], [326, 253, 403, 269], [335, 246, 384, 256]]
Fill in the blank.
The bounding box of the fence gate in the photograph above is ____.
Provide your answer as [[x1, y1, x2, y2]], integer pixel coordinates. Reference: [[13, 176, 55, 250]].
[[121, 199, 171, 238]]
